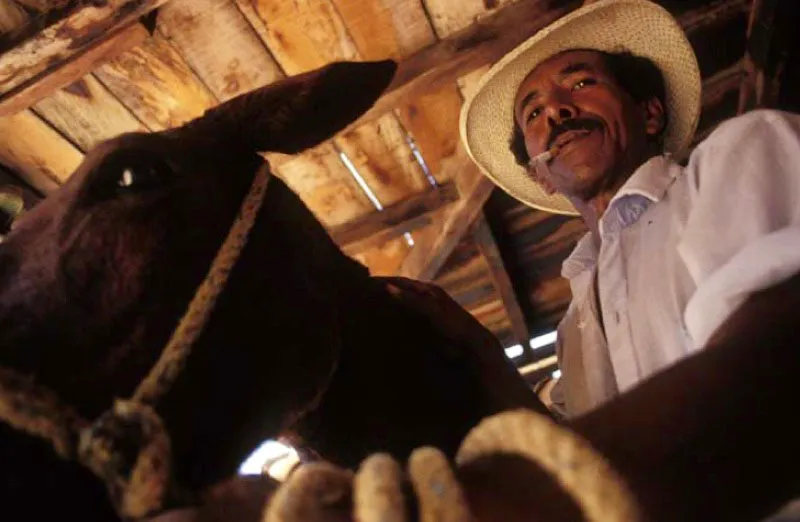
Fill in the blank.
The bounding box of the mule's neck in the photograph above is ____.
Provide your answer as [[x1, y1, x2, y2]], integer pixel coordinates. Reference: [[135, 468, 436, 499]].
[[286, 277, 499, 469]]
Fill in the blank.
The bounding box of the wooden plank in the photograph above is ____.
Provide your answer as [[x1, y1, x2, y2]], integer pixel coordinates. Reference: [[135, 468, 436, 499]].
[[0, 22, 147, 117], [423, 0, 515, 38], [0, 0, 169, 96], [332, 0, 459, 266], [247, 0, 359, 75], [272, 143, 375, 227], [157, 0, 285, 103], [0, 109, 82, 193], [399, 143, 494, 280], [331, 0, 435, 60], [231, 0, 274, 51], [32, 74, 147, 152], [94, 34, 218, 131], [394, 85, 463, 183], [334, 113, 429, 206], [349, 0, 750, 131], [472, 212, 532, 348], [456, 65, 490, 101], [330, 181, 459, 255], [351, 235, 414, 276]]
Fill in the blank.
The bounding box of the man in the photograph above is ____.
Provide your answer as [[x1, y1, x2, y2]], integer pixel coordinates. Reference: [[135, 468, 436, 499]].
[[460, 0, 800, 417]]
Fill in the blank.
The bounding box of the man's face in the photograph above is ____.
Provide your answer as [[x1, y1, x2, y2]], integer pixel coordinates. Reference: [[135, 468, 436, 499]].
[[513, 50, 660, 201]]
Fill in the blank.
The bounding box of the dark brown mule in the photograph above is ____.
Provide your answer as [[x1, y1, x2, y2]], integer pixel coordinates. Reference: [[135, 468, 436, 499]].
[[0, 60, 545, 521]]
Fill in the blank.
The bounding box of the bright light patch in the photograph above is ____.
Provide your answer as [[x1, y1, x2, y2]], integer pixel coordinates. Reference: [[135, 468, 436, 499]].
[[339, 151, 384, 211], [530, 331, 557, 350], [238, 440, 296, 476], [403, 232, 415, 247], [406, 134, 437, 187], [551, 369, 562, 379], [504, 344, 524, 358]]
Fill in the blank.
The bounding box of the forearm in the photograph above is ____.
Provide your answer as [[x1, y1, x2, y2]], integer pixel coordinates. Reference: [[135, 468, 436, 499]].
[[572, 271, 800, 521]]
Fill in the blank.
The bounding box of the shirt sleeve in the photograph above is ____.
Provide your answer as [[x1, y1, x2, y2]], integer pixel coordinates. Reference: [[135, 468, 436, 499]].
[[677, 110, 800, 349]]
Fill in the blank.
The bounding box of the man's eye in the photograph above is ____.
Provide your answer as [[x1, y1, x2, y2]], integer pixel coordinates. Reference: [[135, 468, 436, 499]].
[[526, 107, 542, 123], [572, 78, 596, 91]]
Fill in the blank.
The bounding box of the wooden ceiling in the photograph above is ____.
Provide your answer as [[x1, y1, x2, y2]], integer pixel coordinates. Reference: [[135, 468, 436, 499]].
[[0, 0, 794, 374]]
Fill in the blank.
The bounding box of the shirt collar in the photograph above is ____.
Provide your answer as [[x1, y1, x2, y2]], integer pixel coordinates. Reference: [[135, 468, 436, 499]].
[[561, 154, 681, 279]]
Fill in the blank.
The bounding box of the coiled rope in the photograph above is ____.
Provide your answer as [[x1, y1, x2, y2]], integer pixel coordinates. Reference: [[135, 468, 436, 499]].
[[264, 409, 644, 522]]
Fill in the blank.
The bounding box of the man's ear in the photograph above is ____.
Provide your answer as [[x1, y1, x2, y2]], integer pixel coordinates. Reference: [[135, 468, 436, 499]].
[[642, 97, 666, 141]]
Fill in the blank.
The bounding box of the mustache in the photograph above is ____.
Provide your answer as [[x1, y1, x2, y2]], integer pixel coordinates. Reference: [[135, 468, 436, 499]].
[[547, 118, 603, 150]]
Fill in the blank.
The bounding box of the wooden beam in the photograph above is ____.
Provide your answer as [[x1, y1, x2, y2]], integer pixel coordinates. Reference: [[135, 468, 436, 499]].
[[703, 59, 747, 107], [687, 60, 751, 151], [738, 0, 766, 113], [399, 144, 494, 280], [347, 0, 748, 131], [738, 0, 786, 113], [0, 0, 169, 107], [472, 212, 532, 350], [0, 23, 148, 117], [678, 0, 749, 34], [331, 181, 459, 255]]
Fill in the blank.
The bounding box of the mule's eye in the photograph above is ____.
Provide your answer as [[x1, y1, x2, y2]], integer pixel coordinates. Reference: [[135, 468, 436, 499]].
[[114, 158, 172, 192]]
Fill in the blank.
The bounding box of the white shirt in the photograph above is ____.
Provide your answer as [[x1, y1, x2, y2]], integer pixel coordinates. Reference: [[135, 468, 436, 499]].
[[550, 109, 800, 417]]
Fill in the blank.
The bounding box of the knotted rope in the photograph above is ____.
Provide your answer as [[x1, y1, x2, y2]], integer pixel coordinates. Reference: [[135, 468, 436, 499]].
[[264, 409, 644, 522], [0, 163, 272, 519]]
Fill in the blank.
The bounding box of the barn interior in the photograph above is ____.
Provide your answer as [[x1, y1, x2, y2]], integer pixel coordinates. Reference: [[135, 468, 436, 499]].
[[0, 0, 798, 477]]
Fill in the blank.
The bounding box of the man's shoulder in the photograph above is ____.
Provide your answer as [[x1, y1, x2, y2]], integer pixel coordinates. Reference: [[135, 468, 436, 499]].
[[694, 109, 800, 154]]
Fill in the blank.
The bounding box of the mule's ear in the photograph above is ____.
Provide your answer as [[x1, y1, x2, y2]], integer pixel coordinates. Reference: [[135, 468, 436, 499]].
[[181, 60, 397, 154]]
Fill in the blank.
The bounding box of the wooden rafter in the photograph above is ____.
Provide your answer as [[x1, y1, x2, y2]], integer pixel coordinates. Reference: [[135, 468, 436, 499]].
[[737, 0, 787, 113], [472, 213, 532, 352], [399, 144, 494, 280], [0, 0, 169, 115], [703, 59, 748, 108], [330, 181, 459, 255], [0, 23, 148, 117]]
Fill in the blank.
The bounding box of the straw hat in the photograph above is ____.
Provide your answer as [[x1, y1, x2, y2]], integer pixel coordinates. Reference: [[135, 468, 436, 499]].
[[459, 0, 701, 215]]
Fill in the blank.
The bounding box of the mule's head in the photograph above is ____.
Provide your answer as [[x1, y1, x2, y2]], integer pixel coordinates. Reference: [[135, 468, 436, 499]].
[[0, 61, 396, 477]]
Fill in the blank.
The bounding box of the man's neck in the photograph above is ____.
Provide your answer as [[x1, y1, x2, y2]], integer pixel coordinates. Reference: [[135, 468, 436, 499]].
[[574, 148, 661, 247]]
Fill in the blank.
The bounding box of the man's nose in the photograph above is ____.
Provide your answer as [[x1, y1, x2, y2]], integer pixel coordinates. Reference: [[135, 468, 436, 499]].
[[544, 95, 578, 127]]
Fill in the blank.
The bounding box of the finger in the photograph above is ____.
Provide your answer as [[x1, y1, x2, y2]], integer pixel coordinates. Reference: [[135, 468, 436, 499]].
[[408, 447, 471, 522], [263, 462, 352, 522], [354, 453, 408, 522]]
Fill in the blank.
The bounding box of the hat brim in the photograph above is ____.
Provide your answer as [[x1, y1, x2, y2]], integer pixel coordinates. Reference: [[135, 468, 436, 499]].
[[459, 0, 701, 216]]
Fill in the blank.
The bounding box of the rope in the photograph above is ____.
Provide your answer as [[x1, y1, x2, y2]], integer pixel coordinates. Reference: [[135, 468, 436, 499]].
[[0, 164, 272, 520], [0, 366, 87, 459], [133, 164, 272, 406], [262, 409, 644, 522], [457, 409, 643, 522]]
